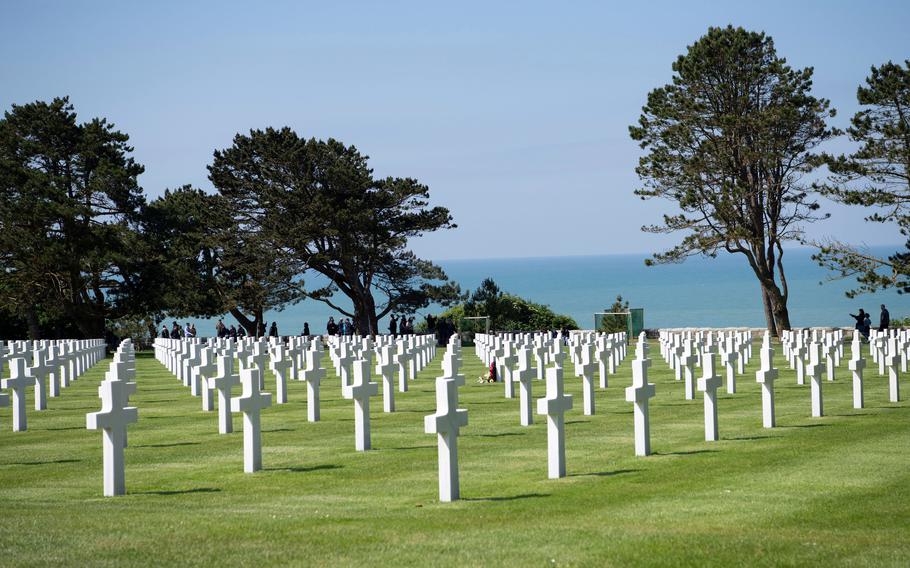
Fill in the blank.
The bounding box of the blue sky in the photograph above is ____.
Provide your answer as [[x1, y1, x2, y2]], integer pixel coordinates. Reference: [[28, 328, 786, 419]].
[[2, 0, 908, 260]]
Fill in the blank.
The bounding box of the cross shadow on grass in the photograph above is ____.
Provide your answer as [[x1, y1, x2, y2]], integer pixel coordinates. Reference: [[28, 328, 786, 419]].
[[462, 492, 550, 502], [384, 444, 435, 451], [265, 464, 342, 474], [778, 424, 829, 429], [467, 432, 525, 438], [652, 449, 717, 456], [568, 468, 639, 478], [6, 459, 81, 466], [135, 487, 221, 496], [263, 428, 294, 433], [725, 435, 780, 441], [44, 426, 84, 431], [565, 420, 589, 425], [134, 442, 200, 448]]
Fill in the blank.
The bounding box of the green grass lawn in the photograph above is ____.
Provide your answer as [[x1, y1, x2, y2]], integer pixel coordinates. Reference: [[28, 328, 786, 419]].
[[0, 341, 908, 567]]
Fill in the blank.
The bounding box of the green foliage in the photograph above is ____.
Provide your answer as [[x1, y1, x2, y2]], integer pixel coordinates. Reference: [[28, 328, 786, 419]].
[[441, 277, 577, 332], [813, 60, 910, 297], [208, 129, 460, 334], [0, 97, 157, 338], [599, 295, 630, 333], [145, 185, 307, 334], [629, 26, 837, 335]]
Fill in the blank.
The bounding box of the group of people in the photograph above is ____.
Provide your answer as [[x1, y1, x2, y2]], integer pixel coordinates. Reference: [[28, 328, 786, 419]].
[[160, 321, 197, 339], [325, 317, 357, 336], [850, 304, 890, 340], [387, 315, 417, 336]]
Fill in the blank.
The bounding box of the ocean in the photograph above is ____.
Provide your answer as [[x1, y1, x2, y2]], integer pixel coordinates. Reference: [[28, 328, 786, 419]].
[[186, 247, 909, 335]]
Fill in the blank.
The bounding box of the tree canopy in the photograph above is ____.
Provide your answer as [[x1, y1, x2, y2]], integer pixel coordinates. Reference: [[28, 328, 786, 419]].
[[208, 128, 460, 335], [0, 97, 158, 338], [813, 60, 910, 296], [629, 26, 837, 335]]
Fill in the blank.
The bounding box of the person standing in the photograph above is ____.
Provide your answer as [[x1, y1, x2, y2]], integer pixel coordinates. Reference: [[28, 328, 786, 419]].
[[388, 315, 398, 336], [879, 304, 890, 332], [326, 317, 337, 336], [302, 322, 310, 337], [849, 309, 866, 332], [229, 325, 238, 339], [269, 321, 278, 337]]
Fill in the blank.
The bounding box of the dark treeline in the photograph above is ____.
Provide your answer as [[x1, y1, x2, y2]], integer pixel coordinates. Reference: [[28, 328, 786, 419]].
[[0, 99, 461, 339]]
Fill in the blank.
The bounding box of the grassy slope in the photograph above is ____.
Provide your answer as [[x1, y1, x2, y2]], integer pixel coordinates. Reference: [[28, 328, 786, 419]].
[[0, 341, 907, 567]]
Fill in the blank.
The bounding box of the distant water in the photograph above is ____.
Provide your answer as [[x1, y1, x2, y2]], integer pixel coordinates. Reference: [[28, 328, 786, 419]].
[[186, 247, 909, 335]]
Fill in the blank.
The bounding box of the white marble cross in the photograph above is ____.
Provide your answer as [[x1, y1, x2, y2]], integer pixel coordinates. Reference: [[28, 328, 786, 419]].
[[342, 359, 379, 451], [721, 336, 737, 394], [3, 357, 35, 431], [269, 345, 292, 405], [301, 351, 325, 422], [196, 347, 218, 412], [806, 341, 826, 418], [230, 367, 272, 472], [755, 332, 778, 428], [424, 374, 468, 502], [848, 333, 865, 409], [501, 346, 517, 399], [885, 336, 902, 402], [394, 346, 412, 393], [680, 341, 697, 400], [578, 345, 597, 416], [625, 355, 655, 456], [377, 345, 397, 413], [697, 347, 723, 441], [536, 365, 573, 478], [28, 347, 53, 411], [336, 349, 355, 390], [513, 348, 536, 426], [209, 354, 239, 434], [86, 380, 138, 496]]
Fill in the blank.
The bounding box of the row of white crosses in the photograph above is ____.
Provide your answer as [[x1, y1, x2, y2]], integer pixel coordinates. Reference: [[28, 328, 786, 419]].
[[473, 331, 627, 425], [152, 334, 438, 472], [0, 339, 106, 431], [659, 329, 753, 398], [781, 327, 903, 413], [86, 339, 138, 496]]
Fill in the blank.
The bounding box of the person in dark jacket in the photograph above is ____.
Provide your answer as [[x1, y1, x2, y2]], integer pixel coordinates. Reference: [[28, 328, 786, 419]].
[[326, 317, 338, 336], [879, 304, 890, 332], [302, 322, 310, 337], [388, 315, 398, 336], [269, 321, 278, 337], [850, 309, 869, 340]]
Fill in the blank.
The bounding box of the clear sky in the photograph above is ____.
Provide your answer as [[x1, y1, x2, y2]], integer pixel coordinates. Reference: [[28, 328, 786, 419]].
[[2, 0, 908, 260]]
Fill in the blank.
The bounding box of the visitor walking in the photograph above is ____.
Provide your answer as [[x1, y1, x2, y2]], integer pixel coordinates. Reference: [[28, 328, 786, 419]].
[[302, 322, 310, 337], [160, 325, 169, 339], [229, 325, 238, 339], [269, 321, 278, 338], [327, 317, 338, 336], [170, 322, 182, 339], [879, 304, 890, 332]]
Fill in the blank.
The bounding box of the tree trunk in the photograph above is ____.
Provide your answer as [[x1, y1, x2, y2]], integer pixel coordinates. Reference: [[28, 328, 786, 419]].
[[25, 307, 41, 340], [230, 307, 261, 336], [761, 281, 792, 335], [353, 292, 377, 336], [760, 287, 777, 337]]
